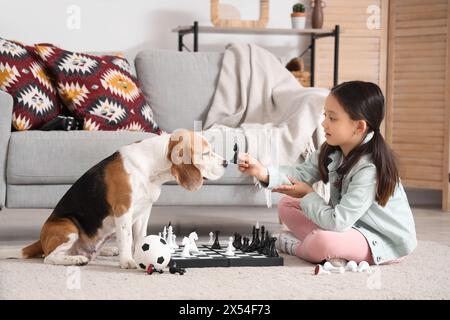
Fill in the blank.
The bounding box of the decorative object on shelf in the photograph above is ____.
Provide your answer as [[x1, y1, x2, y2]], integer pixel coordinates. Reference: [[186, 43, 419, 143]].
[[291, 3, 306, 29], [210, 0, 269, 28], [311, 0, 326, 29], [286, 57, 310, 87]]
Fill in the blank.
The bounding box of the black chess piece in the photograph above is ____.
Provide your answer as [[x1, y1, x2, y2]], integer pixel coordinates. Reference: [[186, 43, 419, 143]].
[[169, 261, 186, 275], [241, 237, 250, 252], [233, 233, 242, 250], [263, 232, 271, 256], [257, 226, 266, 253], [232, 143, 238, 164], [249, 225, 260, 251], [211, 230, 221, 249], [268, 237, 279, 258]]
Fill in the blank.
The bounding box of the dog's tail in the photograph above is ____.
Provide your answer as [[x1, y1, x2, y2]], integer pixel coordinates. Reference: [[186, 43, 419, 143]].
[[0, 240, 43, 259], [22, 240, 43, 258]]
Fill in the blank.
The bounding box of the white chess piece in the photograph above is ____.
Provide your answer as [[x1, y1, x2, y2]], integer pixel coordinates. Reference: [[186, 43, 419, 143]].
[[345, 261, 358, 272], [181, 236, 191, 257], [208, 232, 214, 245], [224, 236, 235, 256], [314, 264, 331, 275], [357, 261, 370, 273], [167, 226, 174, 248], [189, 231, 200, 253], [172, 234, 179, 249], [162, 226, 167, 242], [323, 261, 345, 274]]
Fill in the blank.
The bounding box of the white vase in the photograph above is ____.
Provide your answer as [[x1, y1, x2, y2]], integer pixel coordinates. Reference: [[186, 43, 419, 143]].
[[291, 16, 306, 29]]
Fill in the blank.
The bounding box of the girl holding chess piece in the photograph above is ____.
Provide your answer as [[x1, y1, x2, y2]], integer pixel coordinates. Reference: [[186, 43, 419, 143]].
[[238, 81, 417, 266]]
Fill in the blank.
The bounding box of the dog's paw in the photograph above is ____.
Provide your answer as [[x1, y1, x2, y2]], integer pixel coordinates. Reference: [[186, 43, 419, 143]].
[[44, 254, 89, 266], [120, 258, 137, 269], [99, 246, 119, 257], [75, 256, 89, 266]]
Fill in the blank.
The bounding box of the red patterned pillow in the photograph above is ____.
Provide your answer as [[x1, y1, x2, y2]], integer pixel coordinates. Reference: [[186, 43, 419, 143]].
[[34, 44, 161, 134], [0, 38, 62, 130]]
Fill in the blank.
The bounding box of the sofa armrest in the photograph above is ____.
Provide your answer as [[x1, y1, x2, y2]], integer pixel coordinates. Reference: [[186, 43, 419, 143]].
[[0, 91, 13, 209]]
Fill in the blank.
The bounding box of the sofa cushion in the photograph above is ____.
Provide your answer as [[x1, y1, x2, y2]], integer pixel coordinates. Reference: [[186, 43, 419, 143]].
[[0, 37, 63, 130], [34, 44, 161, 133], [7, 131, 155, 184], [135, 50, 223, 133], [7, 184, 281, 208], [7, 131, 254, 185]]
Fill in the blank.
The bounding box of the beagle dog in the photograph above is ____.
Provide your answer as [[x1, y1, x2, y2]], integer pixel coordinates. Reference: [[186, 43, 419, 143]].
[[19, 130, 227, 268]]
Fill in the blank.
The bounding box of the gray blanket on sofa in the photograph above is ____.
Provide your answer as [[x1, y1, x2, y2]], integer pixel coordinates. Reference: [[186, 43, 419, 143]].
[[203, 44, 330, 205]]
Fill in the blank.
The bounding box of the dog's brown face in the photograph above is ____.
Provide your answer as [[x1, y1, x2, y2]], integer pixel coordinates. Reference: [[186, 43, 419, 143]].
[[168, 130, 226, 191]]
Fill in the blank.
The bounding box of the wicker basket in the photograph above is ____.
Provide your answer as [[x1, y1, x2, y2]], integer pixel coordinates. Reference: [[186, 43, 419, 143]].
[[286, 57, 310, 87]]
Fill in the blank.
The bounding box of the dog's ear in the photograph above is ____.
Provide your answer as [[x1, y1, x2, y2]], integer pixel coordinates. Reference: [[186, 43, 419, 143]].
[[168, 130, 203, 191], [171, 162, 203, 191]]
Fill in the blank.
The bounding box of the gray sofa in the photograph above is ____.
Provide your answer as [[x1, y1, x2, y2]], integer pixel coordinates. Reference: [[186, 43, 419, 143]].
[[0, 49, 284, 209]]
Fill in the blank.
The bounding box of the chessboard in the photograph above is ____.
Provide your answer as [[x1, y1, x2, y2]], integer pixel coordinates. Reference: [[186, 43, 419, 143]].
[[170, 244, 284, 268]]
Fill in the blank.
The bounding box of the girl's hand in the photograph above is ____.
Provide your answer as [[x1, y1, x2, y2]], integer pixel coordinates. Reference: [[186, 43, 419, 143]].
[[272, 177, 314, 198], [238, 153, 269, 183]]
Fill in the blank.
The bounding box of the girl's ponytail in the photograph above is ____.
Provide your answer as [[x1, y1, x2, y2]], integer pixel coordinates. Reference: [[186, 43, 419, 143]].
[[370, 129, 399, 207]]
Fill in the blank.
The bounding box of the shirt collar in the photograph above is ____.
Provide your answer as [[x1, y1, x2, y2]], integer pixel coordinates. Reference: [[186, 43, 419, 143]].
[[327, 151, 342, 172]]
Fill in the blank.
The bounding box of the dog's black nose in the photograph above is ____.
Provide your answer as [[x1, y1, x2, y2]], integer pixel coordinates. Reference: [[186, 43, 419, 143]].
[[222, 160, 228, 168]]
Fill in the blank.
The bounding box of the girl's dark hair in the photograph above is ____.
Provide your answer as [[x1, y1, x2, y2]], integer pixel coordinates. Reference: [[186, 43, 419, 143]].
[[318, 81, 399, 207]]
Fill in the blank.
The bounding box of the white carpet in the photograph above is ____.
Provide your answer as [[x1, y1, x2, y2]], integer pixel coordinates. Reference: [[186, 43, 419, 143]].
[[1, 240, 449, 300]]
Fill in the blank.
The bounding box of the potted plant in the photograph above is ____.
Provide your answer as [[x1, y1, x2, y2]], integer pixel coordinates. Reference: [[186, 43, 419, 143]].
[[291, 3, 306, 29]]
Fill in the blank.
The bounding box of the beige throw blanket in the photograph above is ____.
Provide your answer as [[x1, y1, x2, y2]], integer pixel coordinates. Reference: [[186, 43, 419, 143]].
[[203, 44, 330, 205], [204, 43, 328, 166]]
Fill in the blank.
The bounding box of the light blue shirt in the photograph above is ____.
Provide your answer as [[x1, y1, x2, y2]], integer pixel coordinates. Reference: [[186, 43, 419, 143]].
[[265, 149, 417, 264]]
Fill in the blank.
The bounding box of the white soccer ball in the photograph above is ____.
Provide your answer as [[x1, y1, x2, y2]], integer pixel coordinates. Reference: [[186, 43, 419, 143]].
[[134, 235, 171, 272]]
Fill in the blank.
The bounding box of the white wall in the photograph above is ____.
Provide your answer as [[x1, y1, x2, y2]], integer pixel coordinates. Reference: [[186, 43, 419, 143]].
[[0, 0, 309, 62]]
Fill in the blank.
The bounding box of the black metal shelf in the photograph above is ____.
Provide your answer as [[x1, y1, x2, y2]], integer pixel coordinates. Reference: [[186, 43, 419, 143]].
[[173, 21, 340, 87]]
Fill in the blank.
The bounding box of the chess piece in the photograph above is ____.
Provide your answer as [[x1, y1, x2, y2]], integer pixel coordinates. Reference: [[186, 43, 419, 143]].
[[314, 264, 331, 275], [181, 236, 191, 257], [268, 237, 279, 257], [189, 231, 200, 253], [162, 226, 167, 242], [224, 237, 235, 256], [258, 226, 266, 253], [262, 231, 271, 255], [172, 234, 179, 249], [323, 261, 345, 274], [147, 264, 164, 275], [169, 261, 186, 275], [358, 261, 370, 273], [211, 230, 221, 249], [208, 232, 214, 245], [167, 226, 174, 248], [233, 233, 242, 250], [249, 224, 260, 251], [241, 237, 250, 252], [232, 143, 238, 164], [345, 261, 358, 272]]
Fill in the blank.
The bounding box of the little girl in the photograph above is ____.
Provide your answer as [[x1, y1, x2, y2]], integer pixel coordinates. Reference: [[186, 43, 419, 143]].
[[238, 81, 417, 265]]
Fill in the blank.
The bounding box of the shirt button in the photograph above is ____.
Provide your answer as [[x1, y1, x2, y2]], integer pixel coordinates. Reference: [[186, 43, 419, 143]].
[[372, 240, 378, 246], [377, 256, 381, 262]]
